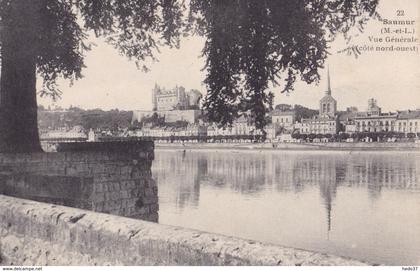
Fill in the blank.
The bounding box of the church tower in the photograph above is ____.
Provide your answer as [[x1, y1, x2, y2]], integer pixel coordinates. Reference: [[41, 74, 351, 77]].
[[319, 67, 337, 118], [152, 83, 160, 111], [326, 67, 332, 96]]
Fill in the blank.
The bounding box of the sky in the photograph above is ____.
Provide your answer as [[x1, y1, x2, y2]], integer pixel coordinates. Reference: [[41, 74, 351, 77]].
[[38, 0, 420, 113]]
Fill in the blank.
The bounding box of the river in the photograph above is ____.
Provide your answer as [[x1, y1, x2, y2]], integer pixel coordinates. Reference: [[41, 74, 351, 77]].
[[152, 149, 420, 265]]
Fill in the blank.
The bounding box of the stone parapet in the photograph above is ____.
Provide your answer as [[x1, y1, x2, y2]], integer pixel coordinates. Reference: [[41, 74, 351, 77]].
[[0, 141, 157, 222], [0, 195, 367, 266]]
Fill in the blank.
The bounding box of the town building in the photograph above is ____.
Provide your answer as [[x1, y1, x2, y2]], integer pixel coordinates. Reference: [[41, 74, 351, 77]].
[[338, 99, 420, 137], [174, 124, 207, 138], [299, 117, 339, 135], [132, 109, 202, 124], [40, 126, 87, 141], [354, 113, 397, 133], [265, 124, 281, 141], [206, 115, 263, 140], [271, 110, 296, 131], [87, 129, 98, 142], [344, 121, 357, 134], [394, 110, 420, 134], [277, 133, 297, 143], [353, 99, 397, 133], [233, 115, 254, 136], [338, 107, 360, 134], [207, 126, 233, 138]]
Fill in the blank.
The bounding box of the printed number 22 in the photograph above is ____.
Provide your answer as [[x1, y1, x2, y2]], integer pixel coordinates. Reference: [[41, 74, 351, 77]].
[[397, 10, 405, 16]]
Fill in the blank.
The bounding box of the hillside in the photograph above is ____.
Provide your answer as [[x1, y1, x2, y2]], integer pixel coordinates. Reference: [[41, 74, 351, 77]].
[[38, 107, 133, 131]]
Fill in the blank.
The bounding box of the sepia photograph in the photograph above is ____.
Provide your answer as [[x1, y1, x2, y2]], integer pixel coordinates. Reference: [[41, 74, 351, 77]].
[[0, 0, 419, 269]]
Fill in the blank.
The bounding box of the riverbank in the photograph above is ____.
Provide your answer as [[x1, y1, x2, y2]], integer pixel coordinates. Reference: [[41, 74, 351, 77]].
[[156, 141, 420, 151]]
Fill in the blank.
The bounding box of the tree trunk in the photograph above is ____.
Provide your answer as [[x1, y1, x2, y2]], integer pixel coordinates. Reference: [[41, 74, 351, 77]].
[[0, 37, 42, 153]]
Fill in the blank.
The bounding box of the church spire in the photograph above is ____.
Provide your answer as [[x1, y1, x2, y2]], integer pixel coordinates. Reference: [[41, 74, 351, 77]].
[[326, 66, 332, 96]]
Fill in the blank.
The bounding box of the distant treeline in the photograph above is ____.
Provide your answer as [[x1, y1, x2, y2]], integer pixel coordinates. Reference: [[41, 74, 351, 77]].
[[38, 106, 133, 131], [38, 103, 319, 131], [274, 104, 318, 122]]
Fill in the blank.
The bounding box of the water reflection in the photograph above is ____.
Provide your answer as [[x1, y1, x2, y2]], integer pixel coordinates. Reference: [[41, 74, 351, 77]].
[[153, 150, 420, 265], [155, 151, 419, 201]]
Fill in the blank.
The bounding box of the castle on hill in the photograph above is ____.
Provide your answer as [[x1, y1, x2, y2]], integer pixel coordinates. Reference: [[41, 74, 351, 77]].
[[132, 85, 203, 125], [152, 84, 202, 111]]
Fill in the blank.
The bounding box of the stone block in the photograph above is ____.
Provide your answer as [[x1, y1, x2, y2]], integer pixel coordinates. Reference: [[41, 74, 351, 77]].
[[94, 183, 105, 193], [137, 206, 149, 215], [143, 196, 158, 205], [120, 166, 132, 176], [94, 174, 113, 183], [112, 182, 121, 191], [91, 164, 107, 174], [149, 204, 159, 213], [120, 190, 130, 199], [144, 188, 155, 198], [103, 200, 121, 211], [91, 192, 106, 202]]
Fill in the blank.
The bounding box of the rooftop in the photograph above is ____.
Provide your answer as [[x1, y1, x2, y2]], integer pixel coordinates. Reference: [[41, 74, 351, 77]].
[[396, 110, 420, 119], [270, 110, 296, 116]]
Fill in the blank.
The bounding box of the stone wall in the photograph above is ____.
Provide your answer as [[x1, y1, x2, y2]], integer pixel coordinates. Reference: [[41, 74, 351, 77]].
[[0, 195, 367, 266], [0, 141, 158, 222], [156, 141, 420, 151]]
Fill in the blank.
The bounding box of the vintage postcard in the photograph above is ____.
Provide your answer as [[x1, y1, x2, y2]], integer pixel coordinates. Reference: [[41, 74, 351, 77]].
[[0, 0, 419, 269]]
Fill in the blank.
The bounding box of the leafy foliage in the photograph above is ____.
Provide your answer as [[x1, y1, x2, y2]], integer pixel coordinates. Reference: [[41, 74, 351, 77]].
[[0, 0, 185, 100], [38, 107, 133, 131], [294, 104, 319, 122], [189, 0, 379, 129], [0, 0, 379, 131], [137, 112, 165, 128]]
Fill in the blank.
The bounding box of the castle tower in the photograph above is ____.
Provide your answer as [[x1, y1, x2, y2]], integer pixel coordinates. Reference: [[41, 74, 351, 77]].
[[367, 98, 381, 116]]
